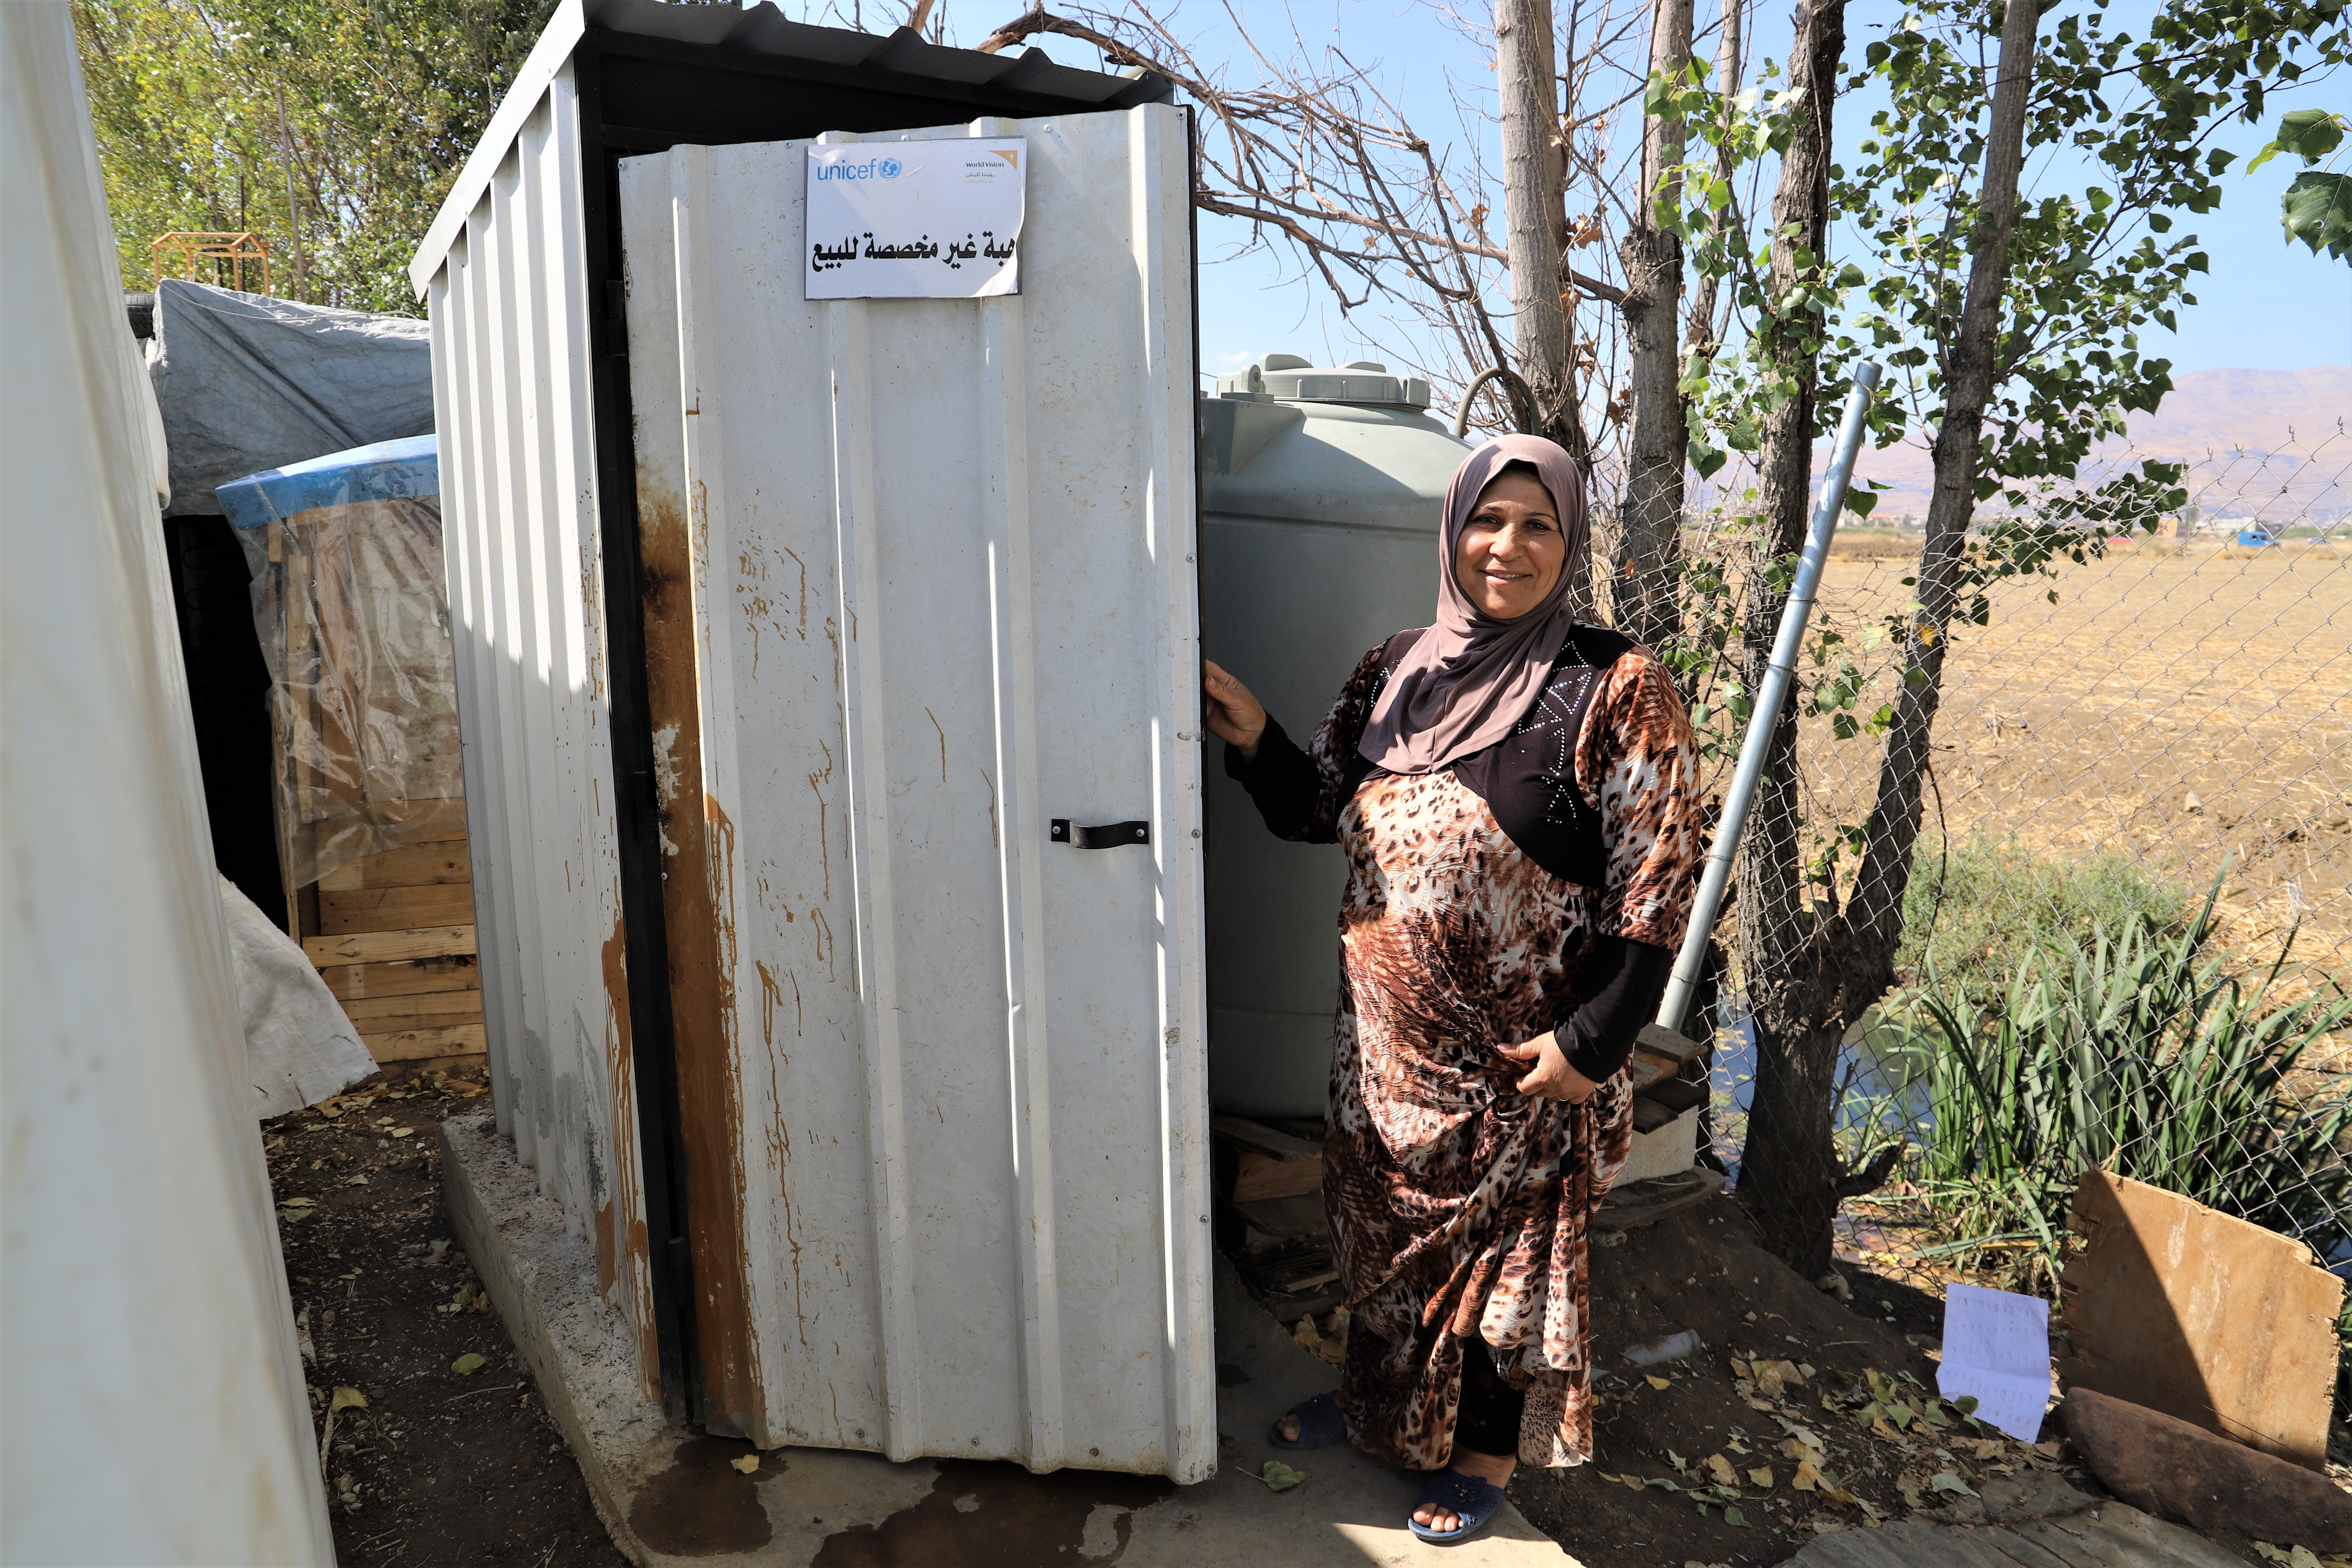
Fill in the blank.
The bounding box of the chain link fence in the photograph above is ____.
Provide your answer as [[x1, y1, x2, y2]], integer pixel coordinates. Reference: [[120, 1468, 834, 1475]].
[[1631, 421, 2352, 1319]]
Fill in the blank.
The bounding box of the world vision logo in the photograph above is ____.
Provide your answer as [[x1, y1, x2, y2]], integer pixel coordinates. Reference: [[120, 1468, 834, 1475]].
[[992, 149, 1019, 168]]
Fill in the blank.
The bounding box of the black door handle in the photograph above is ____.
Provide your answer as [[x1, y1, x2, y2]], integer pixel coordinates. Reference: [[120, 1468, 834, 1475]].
[[1050, 819, 1150, 848]]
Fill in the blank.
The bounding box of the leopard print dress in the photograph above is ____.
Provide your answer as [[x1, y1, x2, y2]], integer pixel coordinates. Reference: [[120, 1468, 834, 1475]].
[[1292, 634, 1703, 1470]]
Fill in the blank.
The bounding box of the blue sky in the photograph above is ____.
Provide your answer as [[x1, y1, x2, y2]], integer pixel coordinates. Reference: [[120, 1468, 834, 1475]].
[[855, 0, 2350, 382]]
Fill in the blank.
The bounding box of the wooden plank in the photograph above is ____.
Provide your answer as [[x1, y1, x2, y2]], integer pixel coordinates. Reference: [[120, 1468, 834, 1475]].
[[305, 924, 477, 966], [1642, 1077, 1708, 1115], [1635, 1023, 1710, 1063], [1235, 1194, 1328, 1246], [318, 841, 472, 891], [1629, 1095, 1681, 1135], [338, 991, 486, 1030], [361, 1023, 487, 1064], [2057, 1170, 2344, 1470], [319, 882, 476, 936], [1594, 1167, 1726, 1232], [1211, 1113, 1319, 1162], [392, 797, 470, 843], [1233, 1148, 1322, 1202], [317, 955, 480, 1001]]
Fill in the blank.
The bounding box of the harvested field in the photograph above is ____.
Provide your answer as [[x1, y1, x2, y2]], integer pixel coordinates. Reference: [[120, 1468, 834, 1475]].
[[1792, 541, 2352, 980]]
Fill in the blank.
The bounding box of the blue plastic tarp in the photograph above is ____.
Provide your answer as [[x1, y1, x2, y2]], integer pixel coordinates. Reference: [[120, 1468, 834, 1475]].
[[216, 435, 439, 530]]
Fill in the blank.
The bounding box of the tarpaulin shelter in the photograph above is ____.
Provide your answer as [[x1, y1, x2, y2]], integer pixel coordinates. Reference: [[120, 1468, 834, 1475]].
[[144, 279, 435, 926], [217, 435, 487, 1077], [2, 4, 334, 1557], [148, 277, 434, 518]]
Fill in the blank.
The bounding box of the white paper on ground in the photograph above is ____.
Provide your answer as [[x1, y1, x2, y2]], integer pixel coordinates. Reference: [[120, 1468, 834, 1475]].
[[1937, 1282, 2054, 1441]]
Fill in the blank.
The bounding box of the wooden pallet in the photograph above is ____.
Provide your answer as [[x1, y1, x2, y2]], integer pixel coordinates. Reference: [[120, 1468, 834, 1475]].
[[296, 812, 485, 1068]]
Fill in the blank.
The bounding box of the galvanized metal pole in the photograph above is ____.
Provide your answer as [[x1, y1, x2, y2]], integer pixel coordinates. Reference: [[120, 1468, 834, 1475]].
[[1655, 359, 1882, 1038]]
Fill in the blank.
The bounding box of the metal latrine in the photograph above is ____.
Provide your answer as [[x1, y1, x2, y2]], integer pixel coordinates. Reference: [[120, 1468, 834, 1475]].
[[410, 0, 1205, 1475]]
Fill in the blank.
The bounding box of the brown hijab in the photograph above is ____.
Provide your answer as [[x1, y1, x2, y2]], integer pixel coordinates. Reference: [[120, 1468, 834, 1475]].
[[1355, 433, 1589, 774]]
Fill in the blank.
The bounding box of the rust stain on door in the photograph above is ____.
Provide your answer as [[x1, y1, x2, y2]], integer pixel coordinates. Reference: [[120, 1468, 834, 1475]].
[[637, 472, 764, 1440]]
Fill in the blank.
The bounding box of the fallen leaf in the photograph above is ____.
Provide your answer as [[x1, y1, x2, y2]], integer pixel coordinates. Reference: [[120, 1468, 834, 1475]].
[[1792, 1458, 1821, 1492], [1723, 1507, 1748, 1527], [731, 1455, 760, 1474], [1748, 1467, 1775, 1490], [1704, 1453, 1738, 1487], [451, 1352, 488, 1375], [389, 1127, 415, 1138], [344, 1175, 369, 1187], [1252, 1460, 1307, 1493], [1647, 1375, 1671, 1391], [330, 1386, 367, 1412], [1929, 1471, 1977, 1497]]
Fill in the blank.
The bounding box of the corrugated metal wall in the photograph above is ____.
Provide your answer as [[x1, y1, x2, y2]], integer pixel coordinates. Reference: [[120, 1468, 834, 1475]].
[[425, 66, 658, 1393], [617, 106, 1213, 1478]]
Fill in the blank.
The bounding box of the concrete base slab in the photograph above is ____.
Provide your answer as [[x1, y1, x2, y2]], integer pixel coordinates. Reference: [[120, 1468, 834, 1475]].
[[443, 1112, 1578, 1566]]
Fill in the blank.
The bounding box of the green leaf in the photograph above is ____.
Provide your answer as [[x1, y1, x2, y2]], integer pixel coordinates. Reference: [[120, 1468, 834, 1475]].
[[1842, 485, 1880, 519], [450, 1352, 488, 1376], [1255, 1459, 1308, 1492], [2277, 107, 2346, 161], [1724, 1507, 1749, 1527], [2282, 172, 2352, 262], [1689, 440, 1728, 481]]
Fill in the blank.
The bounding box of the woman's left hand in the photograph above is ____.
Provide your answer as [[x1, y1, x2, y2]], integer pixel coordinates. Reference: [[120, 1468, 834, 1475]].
[[1498, 1032, 1600, 1103]]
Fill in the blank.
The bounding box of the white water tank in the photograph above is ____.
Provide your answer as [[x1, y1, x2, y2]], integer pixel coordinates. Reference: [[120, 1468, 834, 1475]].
[[1200, 354, 1468, 1117]]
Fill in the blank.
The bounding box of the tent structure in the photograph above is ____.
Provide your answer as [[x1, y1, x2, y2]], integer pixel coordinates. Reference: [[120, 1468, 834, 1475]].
[[2, 4, 335, 1559]]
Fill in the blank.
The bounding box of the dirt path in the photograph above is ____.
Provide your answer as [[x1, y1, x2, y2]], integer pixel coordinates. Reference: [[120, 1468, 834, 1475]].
[[265, 1070, 626, 1568]]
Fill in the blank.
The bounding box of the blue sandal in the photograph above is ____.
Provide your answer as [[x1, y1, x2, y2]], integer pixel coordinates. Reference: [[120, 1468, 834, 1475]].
[[1408, 1469, 1508, 1546], [1268, 1390, 1346, 1450]]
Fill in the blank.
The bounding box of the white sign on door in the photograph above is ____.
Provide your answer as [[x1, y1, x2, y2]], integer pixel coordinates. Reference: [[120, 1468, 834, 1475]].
[[804, 139, 1025, 300]]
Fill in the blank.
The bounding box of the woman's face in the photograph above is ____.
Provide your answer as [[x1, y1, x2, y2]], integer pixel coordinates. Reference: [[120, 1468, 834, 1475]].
[[1453, 468, 1566, 620]]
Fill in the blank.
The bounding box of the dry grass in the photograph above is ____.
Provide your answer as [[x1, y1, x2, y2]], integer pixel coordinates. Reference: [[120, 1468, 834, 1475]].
[[1787, 542, 2352, 983]]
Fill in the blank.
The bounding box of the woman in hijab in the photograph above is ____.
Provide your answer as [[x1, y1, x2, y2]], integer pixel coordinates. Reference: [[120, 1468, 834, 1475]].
[[1202, 434, 1703, 1544]]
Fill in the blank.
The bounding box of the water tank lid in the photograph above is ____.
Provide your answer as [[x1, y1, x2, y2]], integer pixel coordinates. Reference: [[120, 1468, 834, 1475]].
[[1215, 354, 1432, 410]]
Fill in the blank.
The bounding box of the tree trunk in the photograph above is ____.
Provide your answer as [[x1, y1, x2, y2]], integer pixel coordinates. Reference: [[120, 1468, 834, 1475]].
[[1495, 0, 1596, 614], [1615, 0, 1696, 652], [1845, 0, 2042, 984], [1733, 0, 2040, 1278], [1729, 0, 1850, 1280]]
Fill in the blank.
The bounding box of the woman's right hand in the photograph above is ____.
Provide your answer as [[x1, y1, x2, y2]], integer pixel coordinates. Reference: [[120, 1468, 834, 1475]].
[[1202, 660, 1269, 760]]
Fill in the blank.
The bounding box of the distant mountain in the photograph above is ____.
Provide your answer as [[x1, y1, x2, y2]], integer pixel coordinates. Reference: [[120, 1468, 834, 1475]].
[[1822, 365, 2349, 525]]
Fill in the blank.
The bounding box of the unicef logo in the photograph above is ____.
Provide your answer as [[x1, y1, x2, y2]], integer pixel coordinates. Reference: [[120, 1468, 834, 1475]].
[[878, 157, 903, 180]]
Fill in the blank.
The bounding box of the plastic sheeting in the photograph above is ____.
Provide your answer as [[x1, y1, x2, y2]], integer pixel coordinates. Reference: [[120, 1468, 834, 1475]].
[[149, 276, 433, 516], [219, 873, 375, 1116], [2, 2, 336, 1556], [219, 436, 459, 890]]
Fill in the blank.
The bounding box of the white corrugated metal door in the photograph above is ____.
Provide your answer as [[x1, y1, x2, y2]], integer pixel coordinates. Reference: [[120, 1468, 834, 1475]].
[[619, 105, 1211, 1480]]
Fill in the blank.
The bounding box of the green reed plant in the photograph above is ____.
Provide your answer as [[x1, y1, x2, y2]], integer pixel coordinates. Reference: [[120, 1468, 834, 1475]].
[[1890, 877, 2352, 1279]]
